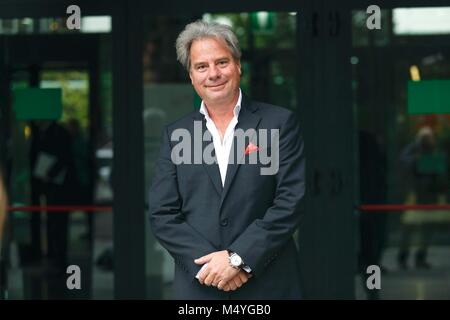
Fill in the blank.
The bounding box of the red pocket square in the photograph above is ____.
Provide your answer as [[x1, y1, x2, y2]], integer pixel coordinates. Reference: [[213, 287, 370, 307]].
[[245, 142, 259, 155]]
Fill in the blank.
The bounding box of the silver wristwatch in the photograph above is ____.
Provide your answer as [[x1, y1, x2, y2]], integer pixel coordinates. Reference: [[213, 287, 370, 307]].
[[228, 252, 244, 270]]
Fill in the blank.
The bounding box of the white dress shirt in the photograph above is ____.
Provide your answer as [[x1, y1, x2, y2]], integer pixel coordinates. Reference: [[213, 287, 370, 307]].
[[199, 89, 242, 187], [197, 89, 252, 275]]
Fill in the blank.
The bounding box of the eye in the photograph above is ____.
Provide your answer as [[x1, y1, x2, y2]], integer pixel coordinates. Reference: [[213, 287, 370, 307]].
[[218, 60, 228, 66], [196, 65, 206, 71]]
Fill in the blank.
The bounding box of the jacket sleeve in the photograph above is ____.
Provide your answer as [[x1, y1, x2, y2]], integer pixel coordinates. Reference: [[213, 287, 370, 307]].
[[148, 126, 218, 278], [228, 112, 306, 277]]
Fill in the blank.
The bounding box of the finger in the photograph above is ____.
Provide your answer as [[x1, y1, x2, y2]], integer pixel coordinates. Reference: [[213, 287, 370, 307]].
[[211, 274, 221, 288], [194, 253, 213, 265], [233, 277, 242, 289], [197, 269, 207, 285], [204, 272, 216, 286], [222, 283, 231, 292], [230, 282, 238, 291], [238, 272, 248, 284], [226, 280, 237, 291], [217, 279, 228, 290]]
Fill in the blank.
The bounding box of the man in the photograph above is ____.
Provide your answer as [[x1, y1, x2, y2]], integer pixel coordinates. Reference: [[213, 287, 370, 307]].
[[30, 120, 74, 271], [398, 127, 442, 269], [149, 20, 305, 299]]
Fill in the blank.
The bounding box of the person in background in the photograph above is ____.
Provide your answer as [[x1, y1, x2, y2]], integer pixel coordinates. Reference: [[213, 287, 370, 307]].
[[66, 118, 94, 247], [29, 120, 75, 273], [398, 126, 445, 269]]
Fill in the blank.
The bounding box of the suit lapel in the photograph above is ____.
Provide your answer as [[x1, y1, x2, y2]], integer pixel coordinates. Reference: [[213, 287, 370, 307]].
[[193, 114, 223, 195], [220, 96, 261, 207]]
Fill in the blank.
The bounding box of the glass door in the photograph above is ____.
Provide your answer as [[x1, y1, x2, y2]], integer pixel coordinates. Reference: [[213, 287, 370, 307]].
[[0, 16, 113, 299], [353, 5, 450, 300]]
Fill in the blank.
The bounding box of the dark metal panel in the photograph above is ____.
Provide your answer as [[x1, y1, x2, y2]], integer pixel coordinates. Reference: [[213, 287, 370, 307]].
[[348, 0, 450, 9], [297, 0, 356, 299], [0, 0, 114, 18], [137, 0, 450, 14], [0, 37, 9, 173], [4, 34, 97, 65], [2, 0, 448, 18], [112, 1, 146, 299], [0, 36, 11, 300], [322, 5, 356, 299], [139, 0, 299, 14]]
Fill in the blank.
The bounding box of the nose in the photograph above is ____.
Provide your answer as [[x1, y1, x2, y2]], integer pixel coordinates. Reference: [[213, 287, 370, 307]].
[[208, 64, 221, 81]]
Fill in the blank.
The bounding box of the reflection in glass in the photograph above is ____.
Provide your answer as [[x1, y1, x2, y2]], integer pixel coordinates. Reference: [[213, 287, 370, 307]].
[[353, 6, 450, 300]]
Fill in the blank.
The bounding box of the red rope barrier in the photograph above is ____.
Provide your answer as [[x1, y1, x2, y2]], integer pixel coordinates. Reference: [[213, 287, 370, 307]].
[[7, 205, 112, 212]]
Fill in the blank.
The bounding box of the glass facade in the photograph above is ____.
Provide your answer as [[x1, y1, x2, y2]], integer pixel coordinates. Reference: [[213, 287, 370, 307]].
[[0, 1, 449, 300], [353, 7, 450, 299], [0, 17, 113, 299], [0, 16, 111, 35]]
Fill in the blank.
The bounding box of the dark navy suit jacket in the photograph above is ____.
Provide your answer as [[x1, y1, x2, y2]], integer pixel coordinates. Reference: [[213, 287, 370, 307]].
[[149, 94, 305, 299]]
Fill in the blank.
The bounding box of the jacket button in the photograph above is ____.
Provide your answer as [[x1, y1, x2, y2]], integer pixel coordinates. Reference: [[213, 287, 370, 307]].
[[220, 218, 228, 226]]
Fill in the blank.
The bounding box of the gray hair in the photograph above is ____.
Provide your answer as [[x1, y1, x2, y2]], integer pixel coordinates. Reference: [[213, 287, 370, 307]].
[[175, 20, 241, 71]]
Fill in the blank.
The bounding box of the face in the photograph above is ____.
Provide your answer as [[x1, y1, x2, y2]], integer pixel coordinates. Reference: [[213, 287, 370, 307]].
[[189, 37, 241, 107]]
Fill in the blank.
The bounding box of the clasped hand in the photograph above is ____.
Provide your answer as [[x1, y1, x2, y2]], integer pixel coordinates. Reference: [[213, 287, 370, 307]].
[[195, 250, 251, 291]]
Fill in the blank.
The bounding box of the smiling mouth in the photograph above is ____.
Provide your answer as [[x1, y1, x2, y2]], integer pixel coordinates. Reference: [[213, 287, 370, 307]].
[[207, 83, 226, 88]]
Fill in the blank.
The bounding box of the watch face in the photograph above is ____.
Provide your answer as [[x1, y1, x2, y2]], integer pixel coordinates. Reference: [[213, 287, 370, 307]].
[[231, 255, 242, 266]]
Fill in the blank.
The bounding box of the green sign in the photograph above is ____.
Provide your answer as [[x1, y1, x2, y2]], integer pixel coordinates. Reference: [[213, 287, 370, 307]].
[[408, 80, 450, 114], [13, 88, 62, 120], [250, 12, 274, 33]]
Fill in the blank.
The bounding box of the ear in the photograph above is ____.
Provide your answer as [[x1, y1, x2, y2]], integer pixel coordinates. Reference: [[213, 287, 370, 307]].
[[237, 61, 242, 76]]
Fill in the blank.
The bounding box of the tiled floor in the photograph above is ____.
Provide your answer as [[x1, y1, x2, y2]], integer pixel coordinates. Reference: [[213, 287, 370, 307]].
[[5, 231, 450, 299], [355, 246, 450, 300]]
